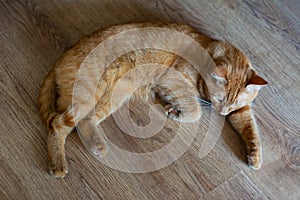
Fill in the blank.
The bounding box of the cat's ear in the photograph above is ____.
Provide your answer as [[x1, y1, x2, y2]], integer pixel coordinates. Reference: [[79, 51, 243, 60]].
[[211, 65, 227, 85], [247, 74, 268, 86], [246, 71, 268, 91]]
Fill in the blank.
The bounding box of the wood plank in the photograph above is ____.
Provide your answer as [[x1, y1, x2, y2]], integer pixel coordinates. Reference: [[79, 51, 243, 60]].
[[0, 0, 299, 199], [204, 170, 269, 200]]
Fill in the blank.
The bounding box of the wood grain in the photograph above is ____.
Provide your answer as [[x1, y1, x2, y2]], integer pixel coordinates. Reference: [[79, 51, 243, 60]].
[[0, 0, 299, 199]]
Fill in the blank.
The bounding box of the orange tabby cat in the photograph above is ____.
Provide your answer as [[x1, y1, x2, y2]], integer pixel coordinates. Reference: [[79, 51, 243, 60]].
[[38, 23, 267, 178]]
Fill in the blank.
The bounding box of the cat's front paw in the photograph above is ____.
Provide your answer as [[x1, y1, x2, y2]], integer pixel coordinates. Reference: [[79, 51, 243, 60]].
[[165, 104, 182, 121], [247, 149, 262, 170], [48, 155, 68, 178]]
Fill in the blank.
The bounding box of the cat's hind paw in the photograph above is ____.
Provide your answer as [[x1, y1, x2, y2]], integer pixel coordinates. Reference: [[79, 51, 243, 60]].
[[90, 141, 108, 158], [48, 155, 68, 178]]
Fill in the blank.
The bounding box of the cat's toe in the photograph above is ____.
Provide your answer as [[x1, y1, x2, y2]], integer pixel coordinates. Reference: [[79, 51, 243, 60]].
[[165, 105, 182, 120], [52, 168, 68, 178], [49, 156, 68, 178], [247, 153, 261, 170], [91, 142, 108, 158]]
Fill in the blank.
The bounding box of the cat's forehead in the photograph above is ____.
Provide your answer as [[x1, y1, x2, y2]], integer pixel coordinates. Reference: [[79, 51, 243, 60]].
[[214, 44, 251, 66], [212, 45, 226, 58]]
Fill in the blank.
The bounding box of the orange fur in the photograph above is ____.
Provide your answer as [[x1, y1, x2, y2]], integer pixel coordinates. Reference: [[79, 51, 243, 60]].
[[38, 23, 267, 177]]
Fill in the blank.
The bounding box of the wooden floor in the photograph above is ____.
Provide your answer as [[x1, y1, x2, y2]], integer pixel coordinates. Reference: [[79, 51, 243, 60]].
[[1, 0, 300, 199]]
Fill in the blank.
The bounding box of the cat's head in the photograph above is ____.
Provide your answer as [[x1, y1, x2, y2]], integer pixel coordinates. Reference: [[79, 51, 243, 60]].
[[207, 42, 268, 115]]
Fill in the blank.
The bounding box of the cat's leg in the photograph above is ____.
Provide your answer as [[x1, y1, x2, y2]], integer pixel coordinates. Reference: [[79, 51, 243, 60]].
[[77, 116, 108, 158], [77, 89, 131, 158], [47, 110, 75, 178], [76, 99, 112, 159], [153, 85, 201, 123], [227, 105, 262, 170]]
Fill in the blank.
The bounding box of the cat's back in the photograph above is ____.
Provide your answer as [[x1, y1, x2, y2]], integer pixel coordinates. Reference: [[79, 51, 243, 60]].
[[54, 23, 197, 85], [56, 22, 198, 70], [53, 23, 211, 111]]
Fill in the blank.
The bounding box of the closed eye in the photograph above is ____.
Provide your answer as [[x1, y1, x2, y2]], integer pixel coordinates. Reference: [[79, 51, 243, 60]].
[[213, 96, 224, 103]]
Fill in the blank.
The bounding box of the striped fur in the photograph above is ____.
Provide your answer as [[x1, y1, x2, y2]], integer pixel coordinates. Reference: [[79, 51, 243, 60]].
[[38, 23, 267, 178]]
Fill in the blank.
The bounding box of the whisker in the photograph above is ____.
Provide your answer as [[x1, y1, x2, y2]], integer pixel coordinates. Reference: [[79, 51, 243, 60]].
[[197, 97, 212, 105], [180, 97, 212, 107], [166, 96, 212, 108]]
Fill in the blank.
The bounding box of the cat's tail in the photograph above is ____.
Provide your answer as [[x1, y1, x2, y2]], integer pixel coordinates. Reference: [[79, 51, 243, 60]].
[[38, 68, 57, 130]]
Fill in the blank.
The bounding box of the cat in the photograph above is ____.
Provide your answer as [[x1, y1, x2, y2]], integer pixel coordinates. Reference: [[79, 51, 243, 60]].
[[38, 22, 267, 178]]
